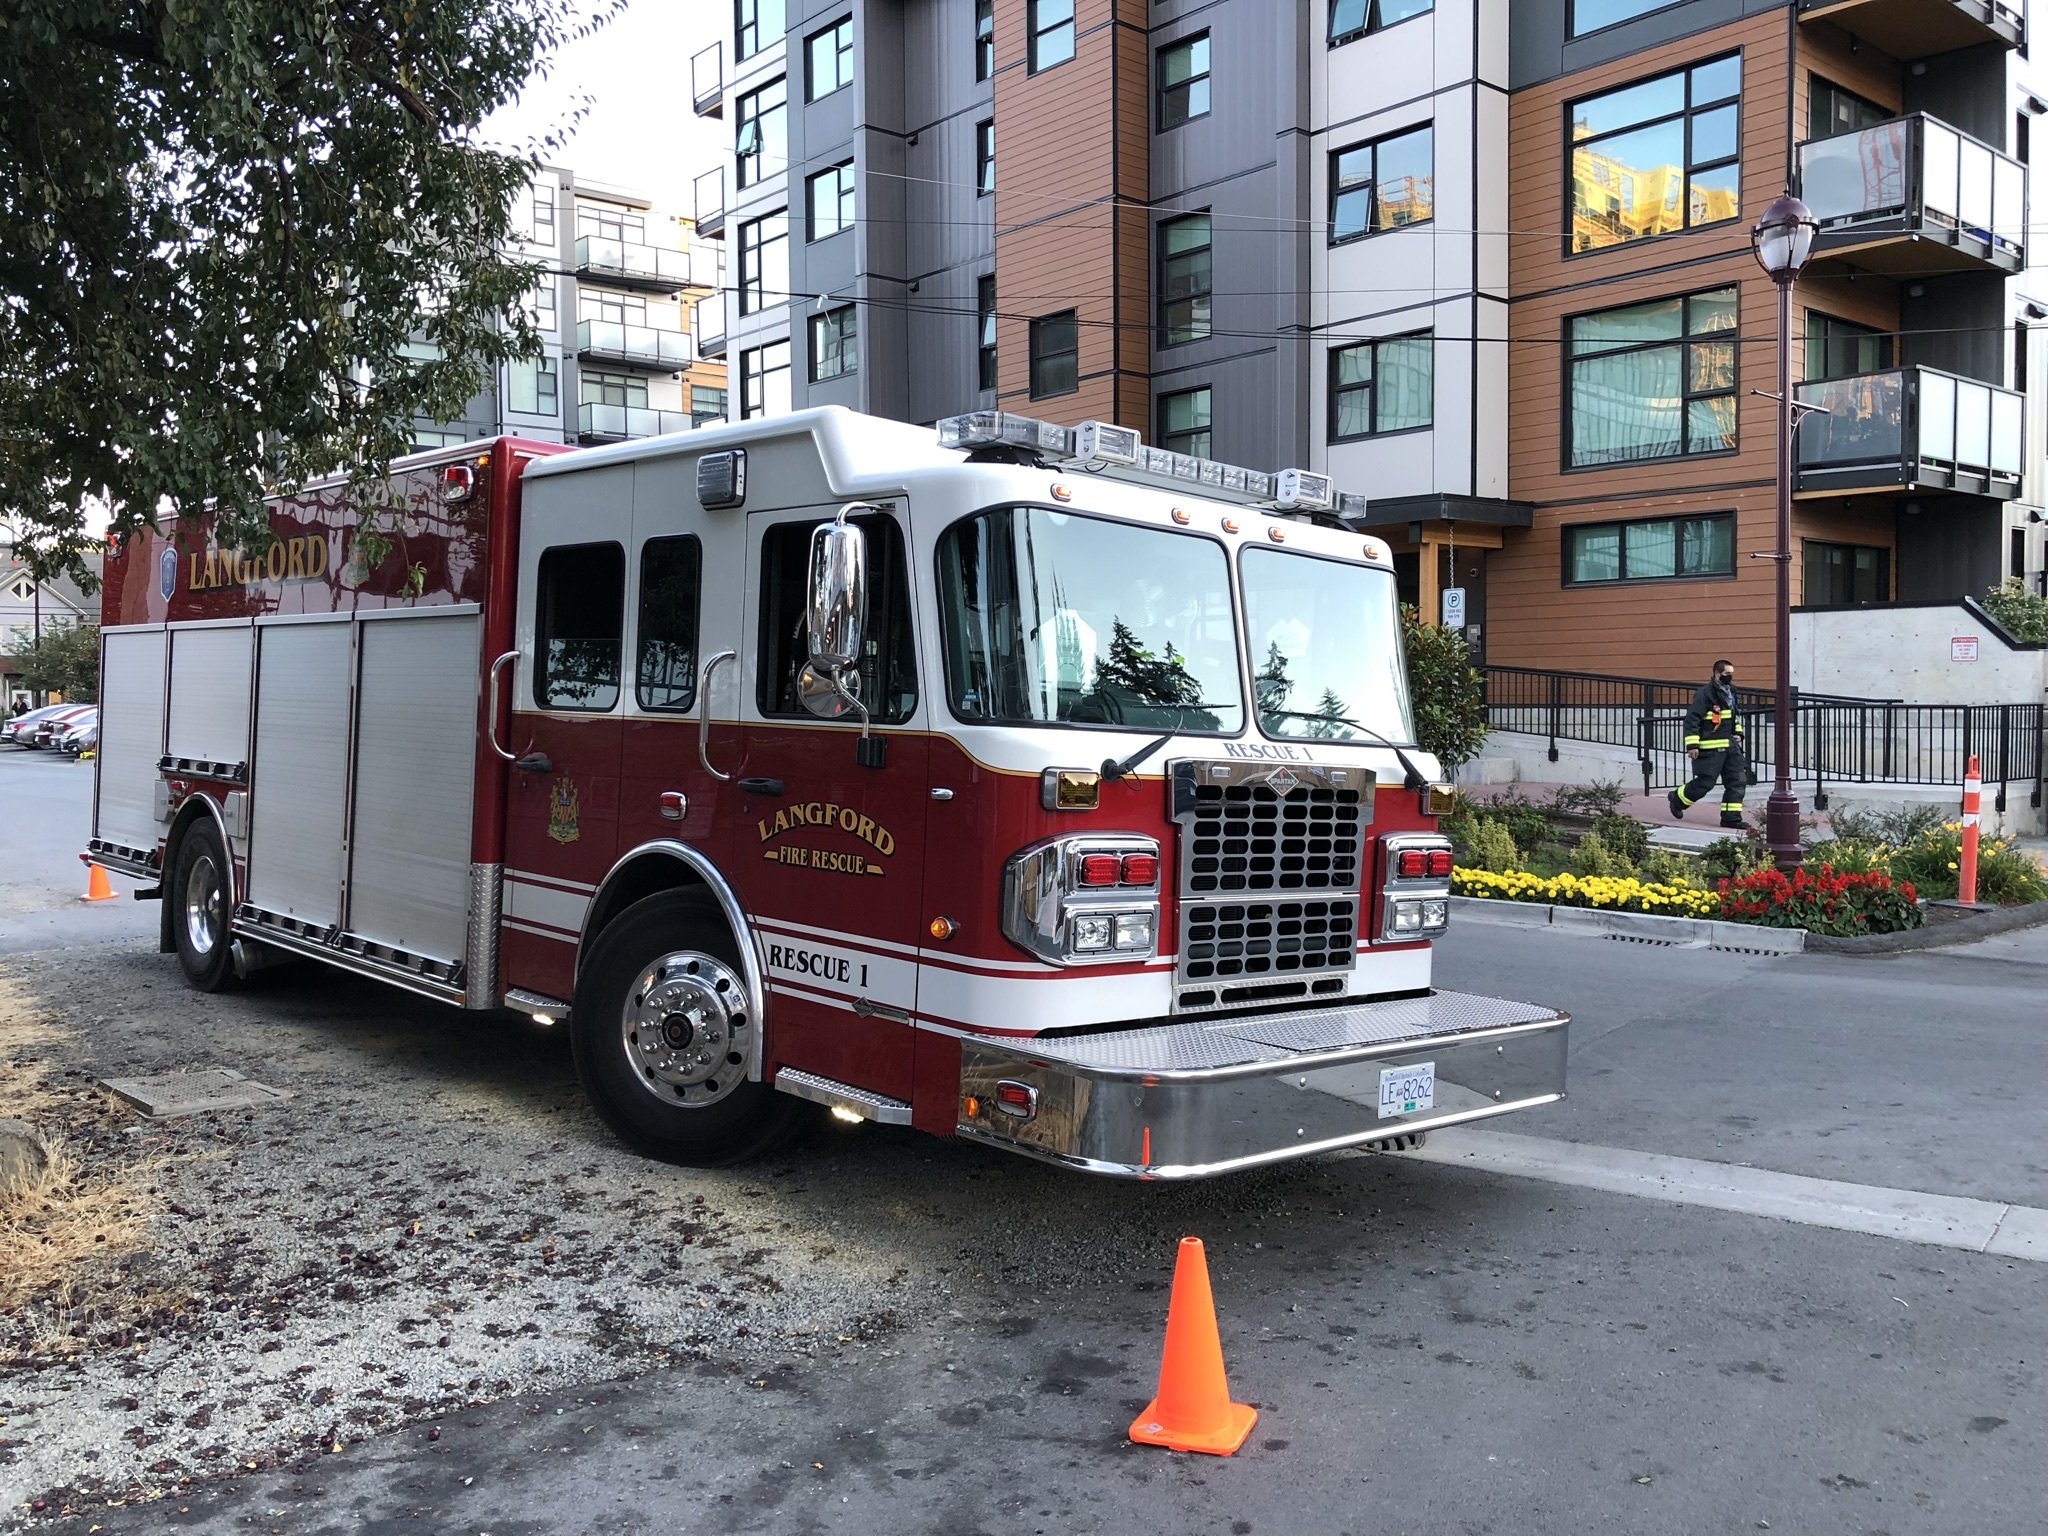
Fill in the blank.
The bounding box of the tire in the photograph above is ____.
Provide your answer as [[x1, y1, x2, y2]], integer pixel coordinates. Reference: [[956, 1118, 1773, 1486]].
[[171, 818, 237, 992], [571, 889, 809, 1166]]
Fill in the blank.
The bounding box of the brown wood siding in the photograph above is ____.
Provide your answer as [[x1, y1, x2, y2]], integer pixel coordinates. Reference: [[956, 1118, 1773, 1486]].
[[991, 0, 1149, 429]]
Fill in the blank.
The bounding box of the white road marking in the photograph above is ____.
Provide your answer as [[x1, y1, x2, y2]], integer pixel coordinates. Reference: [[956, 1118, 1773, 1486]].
[[1409, 1129, 2047, 1263]]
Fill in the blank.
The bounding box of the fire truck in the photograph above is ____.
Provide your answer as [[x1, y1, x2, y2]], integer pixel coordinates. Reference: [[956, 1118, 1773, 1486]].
[[91, 407, 1567, 1177]]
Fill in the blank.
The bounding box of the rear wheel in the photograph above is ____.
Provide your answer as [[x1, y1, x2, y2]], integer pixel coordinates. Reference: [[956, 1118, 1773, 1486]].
[[571, 890, 808, 1165], [171, 819, 237, 992]]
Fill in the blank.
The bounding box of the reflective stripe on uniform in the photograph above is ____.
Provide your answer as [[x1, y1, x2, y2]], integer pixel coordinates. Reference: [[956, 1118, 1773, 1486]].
[[1721, 801, 1744, 811], [1695, 737, 1731, 749]]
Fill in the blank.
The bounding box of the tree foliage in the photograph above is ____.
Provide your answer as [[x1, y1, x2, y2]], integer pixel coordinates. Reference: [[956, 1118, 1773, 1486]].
[[8, 619, 101, 702], [1982, 578, 2048, 644], [1400, 604, 1488, 770], [0, 0, 617, 583]]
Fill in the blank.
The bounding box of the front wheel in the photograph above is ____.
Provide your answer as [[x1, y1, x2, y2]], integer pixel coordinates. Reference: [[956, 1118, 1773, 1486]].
[[570, 890, 809, 1166], [171, 819, 237, 992]]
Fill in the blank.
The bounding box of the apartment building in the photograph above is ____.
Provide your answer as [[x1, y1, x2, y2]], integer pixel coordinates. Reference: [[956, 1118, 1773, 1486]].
[[691, 0, 2048, 684], [415, 166, 728, 448]]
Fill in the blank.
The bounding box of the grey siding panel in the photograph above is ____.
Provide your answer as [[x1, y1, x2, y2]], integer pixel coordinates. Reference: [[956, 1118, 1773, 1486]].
[[246, 620, 353, 929], [95, 628, 167, 852], [166, 623, 253, 767], [1900, 271, 2006, 384], [1896, 501, 2005, 599], [1510, 0, 1786, 90], [1902, 42, 2011, 145]]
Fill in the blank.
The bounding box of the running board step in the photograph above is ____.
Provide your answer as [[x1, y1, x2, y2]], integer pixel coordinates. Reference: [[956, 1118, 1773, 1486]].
[[774, 1067, 913, 1126], [504, 987, 571, 1021]]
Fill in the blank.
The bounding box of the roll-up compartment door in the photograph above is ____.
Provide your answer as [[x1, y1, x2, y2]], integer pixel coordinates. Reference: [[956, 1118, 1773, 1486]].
[[245, 620, 353, 930], [346, 611, 480, 964], [166, 623, 254, 769], [94, 629, 167, 853]]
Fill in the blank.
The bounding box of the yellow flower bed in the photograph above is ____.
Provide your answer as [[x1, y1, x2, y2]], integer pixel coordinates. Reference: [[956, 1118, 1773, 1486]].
[[1453, 866, 1720, 918]]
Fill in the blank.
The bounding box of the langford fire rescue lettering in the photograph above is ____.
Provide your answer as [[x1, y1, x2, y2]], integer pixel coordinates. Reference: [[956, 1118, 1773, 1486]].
[[183, 533, 332, 592], [758, 802, 895, 876]]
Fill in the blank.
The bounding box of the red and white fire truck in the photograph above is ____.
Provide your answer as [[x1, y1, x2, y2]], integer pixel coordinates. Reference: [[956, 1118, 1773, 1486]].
[[91, 407, 1567, 1176]]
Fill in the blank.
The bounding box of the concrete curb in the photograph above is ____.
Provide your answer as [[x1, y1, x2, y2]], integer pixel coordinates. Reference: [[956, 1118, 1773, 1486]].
[[1450, 894, 1807, 953], [1802, 898, 2048, 955]]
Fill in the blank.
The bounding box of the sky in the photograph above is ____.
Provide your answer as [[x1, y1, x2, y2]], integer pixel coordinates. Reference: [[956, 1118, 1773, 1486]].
[[482, 0, 729, 218]]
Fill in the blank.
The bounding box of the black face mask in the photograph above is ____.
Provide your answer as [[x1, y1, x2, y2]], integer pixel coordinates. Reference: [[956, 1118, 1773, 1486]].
[[1716, 672, 1734, 686]]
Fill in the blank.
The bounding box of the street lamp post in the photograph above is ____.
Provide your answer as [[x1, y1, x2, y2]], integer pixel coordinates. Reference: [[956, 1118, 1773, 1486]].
[[1751, 192, 1818, 874]]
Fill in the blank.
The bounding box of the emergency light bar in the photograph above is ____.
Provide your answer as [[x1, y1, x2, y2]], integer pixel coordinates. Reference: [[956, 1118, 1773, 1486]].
[[1070, 420, 1141, 466], [937, 411, 1073, 457]]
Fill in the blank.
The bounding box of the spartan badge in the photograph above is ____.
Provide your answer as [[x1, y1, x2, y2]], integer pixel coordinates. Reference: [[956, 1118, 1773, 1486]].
[[546, 776, 580, 844], [1265, 766, 1303, 796]]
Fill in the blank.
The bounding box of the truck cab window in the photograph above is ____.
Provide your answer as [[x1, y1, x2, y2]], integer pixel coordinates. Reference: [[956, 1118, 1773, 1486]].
[[636, 535, 703, 710], [534, 542, 625, 711], [758, 513, 918, 723]]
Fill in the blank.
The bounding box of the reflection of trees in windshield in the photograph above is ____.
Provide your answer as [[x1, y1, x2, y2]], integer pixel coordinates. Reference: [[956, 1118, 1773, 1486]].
[[1077, 619, 1221, 729], [1254, 642, 1351, 739]]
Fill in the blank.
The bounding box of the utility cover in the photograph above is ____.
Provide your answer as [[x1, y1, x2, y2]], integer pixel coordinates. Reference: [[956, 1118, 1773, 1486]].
[[99, 1068, 292, 1120]]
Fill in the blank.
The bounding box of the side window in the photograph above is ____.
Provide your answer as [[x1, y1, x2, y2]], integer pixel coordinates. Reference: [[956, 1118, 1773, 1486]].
[[757, 513, 917, 723], [636, 535, 703, 711], [534, 542, 625, 711]]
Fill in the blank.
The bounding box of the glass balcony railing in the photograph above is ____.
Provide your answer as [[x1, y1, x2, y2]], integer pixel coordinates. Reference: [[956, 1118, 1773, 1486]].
[[575, 319, 692, 370], [1796, 0, 2021, 57], [1797, 113, 2025, 273], [572, 236, 691, 292], [576, 402, 690, 443], [692, 41, 723, 117], [1795, 366, 2024, 498], [694, 167, 726, 239], [694, 294, 726, 357]]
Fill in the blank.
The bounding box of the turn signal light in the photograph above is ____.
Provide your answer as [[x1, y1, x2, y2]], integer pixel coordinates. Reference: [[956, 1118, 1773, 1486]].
[[1121, 852, 1159, 886], [994, 1080, 1039, 1119], [1078, 853, 1122, 886]]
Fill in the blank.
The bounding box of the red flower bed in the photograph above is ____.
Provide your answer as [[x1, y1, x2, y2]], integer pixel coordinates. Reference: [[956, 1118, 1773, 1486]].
[[1716, 864, 1922, 937]]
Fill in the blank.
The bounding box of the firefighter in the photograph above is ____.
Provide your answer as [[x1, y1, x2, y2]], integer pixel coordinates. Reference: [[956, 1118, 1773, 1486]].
[[1668, 659, 1747, 829]]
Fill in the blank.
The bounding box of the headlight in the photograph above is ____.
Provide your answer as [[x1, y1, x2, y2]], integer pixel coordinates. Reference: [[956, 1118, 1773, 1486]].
[[1070, 913, 1115, 952]]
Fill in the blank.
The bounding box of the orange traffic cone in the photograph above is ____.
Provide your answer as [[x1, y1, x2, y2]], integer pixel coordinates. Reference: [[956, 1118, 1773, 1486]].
[[82, 862, 118, 902], [1128, 1236, 1258, 1456]]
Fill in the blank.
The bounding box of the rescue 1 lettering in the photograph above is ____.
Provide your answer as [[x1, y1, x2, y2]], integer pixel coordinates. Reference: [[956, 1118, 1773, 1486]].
[[186, 533, 331, 592], [1221, 741, 1312, 762], [756, 802, 896, 857], [764, 942, 870, 988]]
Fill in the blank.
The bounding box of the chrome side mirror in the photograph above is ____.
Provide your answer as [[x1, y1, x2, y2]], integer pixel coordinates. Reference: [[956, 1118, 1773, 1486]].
[[806, 508, 868, 670]]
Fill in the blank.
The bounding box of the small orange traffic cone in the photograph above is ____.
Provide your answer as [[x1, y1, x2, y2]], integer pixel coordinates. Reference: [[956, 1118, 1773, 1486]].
[[82, 862, 118, 902], [1128, 1236, 1258, 1456]]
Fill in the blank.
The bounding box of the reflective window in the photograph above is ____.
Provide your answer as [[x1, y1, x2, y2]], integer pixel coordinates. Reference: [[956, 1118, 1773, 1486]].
[[637, 536, 702, 711], [1569, 0, 1683, 37], [1564, 513, 1735, 584], [1159, 213, 1212, 345], [735, 77, 786, 190], [1030, 310, 1078, 398], [736, 0, 785, 62], [978, 274, 998, 390], [937, 506, 1243, 732], [1030, 0, 1075, 72], [976, 0, 994, 80], [740, 340, 791, 418], [690, 386, 728, 428], [738, 210, 789, 313], [1330, 0, 1431, 46], [1810, 76, 1891, 138], [1569, 286, 1738, 466], [977, 119, 995, 194], [810, 304, 859, 380], [1160, 387, 1212, 457], [1570, 56, 1740, 253], [1159, 34, 1210, 129], [807, 161, 855, 240], [1331, 126, 1433, 242], [758, 513, 918, 722], [535, 543, 624, 711], [1805, 311, 1893, 381], [806, 17, 852, 100], [1244, 550, 1413, 744], [1803, 540, 1889, 605], [1330, 333, 1432, 439]]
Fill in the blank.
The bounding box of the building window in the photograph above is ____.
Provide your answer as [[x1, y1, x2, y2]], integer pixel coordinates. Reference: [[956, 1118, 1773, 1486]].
[[1570, 55, 1740, 254], [978, 274, 998, 390], [581, 289, 647, 326], [1568, 0, 1683, 37], [1159, 387, 1213, 458], [507, 356, 559, 416], [1330, 333, 1432, 439], [1159, 213, 1212, 346], [1809, 77, 1891, 138], [810, 304, 859, 380], [736, 0, 785, 62], [741, 340, 792, 419], [1029, 310, 1079, 398], [1803, 540, 1889, 605], [806, 17, 853, 100], [577, 203, 646, 243], [735, 76, 786, 190], [1564, 512, 1736, 585], [1029, 0, 1075, 73], [1330, 0, 1431, 48], [1330, 126, 1433, 242], [1805, 312, 1893, 381], [1568, 286, 1737, 467], [535, 542, 625, 711], [738, 211, 789, 314], [581, 370, 648, 409], [976, 120, 995, 195], [975, 0, 994, 81], [1158, 34, 1210, 129], [529, 184, 556, 243], [807, 161, 855, 240], [526, 282, 556, 330], [691, 385, 729, 428]]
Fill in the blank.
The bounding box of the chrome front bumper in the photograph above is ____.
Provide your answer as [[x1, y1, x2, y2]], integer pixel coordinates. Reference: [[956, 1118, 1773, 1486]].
[[955, 990, 1567, 1179]]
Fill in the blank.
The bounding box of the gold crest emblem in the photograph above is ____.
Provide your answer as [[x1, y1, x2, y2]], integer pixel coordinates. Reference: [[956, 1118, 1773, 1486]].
[[546, 776, 580, 844]]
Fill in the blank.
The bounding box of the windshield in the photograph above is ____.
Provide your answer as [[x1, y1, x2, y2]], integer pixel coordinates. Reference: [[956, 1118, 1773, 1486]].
[[1241, 548, 1414, 744], [937, 505, 1244, 732]]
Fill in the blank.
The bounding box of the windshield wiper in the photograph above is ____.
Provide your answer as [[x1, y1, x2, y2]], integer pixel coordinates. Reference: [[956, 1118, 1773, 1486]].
[[1099, 703, 1234, 782], [1259, 710, 1430, 790]]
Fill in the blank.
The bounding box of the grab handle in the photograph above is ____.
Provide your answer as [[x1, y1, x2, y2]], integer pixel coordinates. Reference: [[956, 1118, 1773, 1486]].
[[699, 649, 738, 782], [486, 650, 520, 764]]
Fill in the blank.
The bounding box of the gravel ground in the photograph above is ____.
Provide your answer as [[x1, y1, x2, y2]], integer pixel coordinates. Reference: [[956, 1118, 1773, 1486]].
[[0, 943, 1318, 1528]]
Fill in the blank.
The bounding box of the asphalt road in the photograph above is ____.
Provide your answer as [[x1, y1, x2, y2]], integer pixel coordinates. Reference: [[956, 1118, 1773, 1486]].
[[3, 748, 2043, 1535]]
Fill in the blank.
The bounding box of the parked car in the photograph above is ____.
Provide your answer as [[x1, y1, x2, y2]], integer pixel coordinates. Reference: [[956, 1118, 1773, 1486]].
[[2, 703, 74, 746], [56, 714, 99, 755], [27, 705, 94, 749]]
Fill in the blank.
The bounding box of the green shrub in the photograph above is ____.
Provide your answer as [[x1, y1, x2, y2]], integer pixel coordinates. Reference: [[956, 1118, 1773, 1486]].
[[1828, 803, 1946, 847], [1464, 817, 1522, 873], [1981, 577, 2048, 644], [1552, 778, 1626, 817], [1476, 788, 1556, 854], [1590, 810, 1649, 865], [1800, 837, 1891, 875], [1636, 845, 1703, 889], [1400, 606, 1489, 769], [1571, 827, 1618, 877], [1889, 823, 2048, 905], [1698, 836, 1768, 881]]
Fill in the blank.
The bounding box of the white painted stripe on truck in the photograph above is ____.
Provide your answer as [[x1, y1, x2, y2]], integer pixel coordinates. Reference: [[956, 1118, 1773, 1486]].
[[503, 877, 590, 937]]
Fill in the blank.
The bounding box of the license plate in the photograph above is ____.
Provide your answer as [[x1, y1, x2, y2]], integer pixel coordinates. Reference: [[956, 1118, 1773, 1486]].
[[1377, 1061, 1435, 1119]]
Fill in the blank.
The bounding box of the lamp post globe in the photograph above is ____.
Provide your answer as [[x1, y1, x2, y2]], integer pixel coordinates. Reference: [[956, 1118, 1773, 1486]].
[[1751, 192, 1817, 283]]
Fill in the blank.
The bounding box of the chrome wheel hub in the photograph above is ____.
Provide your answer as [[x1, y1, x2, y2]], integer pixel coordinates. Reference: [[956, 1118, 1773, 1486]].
[[622, 951, 750, 1106], [184, 853, 224, 958]]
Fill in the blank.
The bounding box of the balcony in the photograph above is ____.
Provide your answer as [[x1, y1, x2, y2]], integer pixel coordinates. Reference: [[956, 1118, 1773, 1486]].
[[576, 402, 690, 444], [572, 236, 690, 293], [695, 294, 726, 359], [576, 319, 692, 371], [692, 41, 723, 117], [1795, 366, 2024, 500], [1797, 114, 2024, 276], [1796, 0, 2021, 57], [694, 167, 725, 240]]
